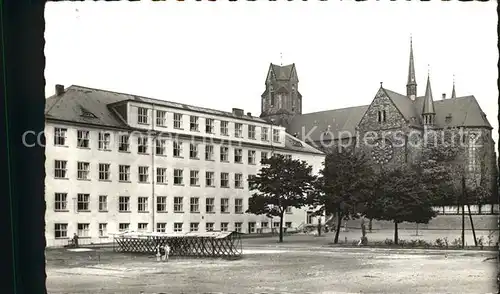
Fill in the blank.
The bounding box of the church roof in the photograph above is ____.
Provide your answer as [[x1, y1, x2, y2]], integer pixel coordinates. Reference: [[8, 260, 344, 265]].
[[287, 90, 492, 142], [271, 63, 295, 81]]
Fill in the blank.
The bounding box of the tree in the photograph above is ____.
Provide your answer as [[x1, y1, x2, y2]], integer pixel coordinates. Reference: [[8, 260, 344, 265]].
[[309, 148, 376, 244], [365, 167, 437, 244], [247, 154, 317, 243]]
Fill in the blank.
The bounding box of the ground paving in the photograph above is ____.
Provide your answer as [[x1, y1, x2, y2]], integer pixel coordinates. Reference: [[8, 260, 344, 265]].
[[46, 232, 498, 294]]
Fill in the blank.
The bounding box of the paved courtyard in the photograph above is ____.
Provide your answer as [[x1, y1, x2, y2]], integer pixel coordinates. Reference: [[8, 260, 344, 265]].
[[46, 233, 498, 294]]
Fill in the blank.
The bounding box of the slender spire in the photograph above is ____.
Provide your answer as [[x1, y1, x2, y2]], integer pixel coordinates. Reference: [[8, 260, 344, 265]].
[[406, 35, 417, 100], [451, 74, 456, 98], [280, 52, 283, 66], [422, 69, 435, 115]]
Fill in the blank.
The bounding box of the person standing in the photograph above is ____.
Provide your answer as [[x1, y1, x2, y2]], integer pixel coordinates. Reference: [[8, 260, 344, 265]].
[[155, 245, 162, 262], [73, 233, 79, 248], [162, 244, 171, 262], [159, 245, 166, 262]]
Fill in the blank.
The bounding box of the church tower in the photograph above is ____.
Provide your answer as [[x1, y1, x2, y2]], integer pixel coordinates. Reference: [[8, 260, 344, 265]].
[[406, 37, 417, 100], [260, 63, 302, 127]]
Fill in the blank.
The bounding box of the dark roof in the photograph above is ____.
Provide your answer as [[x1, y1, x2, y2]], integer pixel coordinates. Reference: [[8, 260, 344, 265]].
[[287, 105, 369, 141], [271, 64, 294, 81], [422, 76, 436, 114], [288, 88, 492, 142], [45, 85, 268, 125]]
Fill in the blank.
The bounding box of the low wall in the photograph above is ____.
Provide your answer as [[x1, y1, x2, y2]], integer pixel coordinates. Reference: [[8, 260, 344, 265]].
[[344, 214, 499, 231]]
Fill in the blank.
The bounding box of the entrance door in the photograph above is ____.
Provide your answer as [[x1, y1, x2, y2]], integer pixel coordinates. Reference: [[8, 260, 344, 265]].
[[306, 211, 314, 224]]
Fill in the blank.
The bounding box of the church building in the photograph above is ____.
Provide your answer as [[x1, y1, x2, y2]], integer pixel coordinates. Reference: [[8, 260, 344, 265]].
[[260, 39, 497, 199]]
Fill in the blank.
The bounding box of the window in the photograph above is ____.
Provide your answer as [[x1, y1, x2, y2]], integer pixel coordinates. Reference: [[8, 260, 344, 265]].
[[248, 150, 256, 164], [205, 118, 214, 133], [174, 223, 183, 232], [468, 134, 478, 172], [190, 116, 199, 131], [205, 171, 215, 187], [235, 173, 243, 188], [54, 128, 67, 146], [273, 129, 280, 143], [118, 134, 129, 152], [77, 223, 90, 237], [378, 110, 387, 123], [77, 162, 90, 180], [220, 198, 229, 213], [234, 149, 243, 163], [157, 167, 167, 184], [138, 223, 148, 232], [261, 127, 269, 141], [261, 152, 268, 163], [77, 193, 90, 211], [234, 222, 242, 233], [285, 222, 292, 228], [77, 130, 90, 148], [98, 163, 110, 181], [190, 170, 200, 186], [174, 113, 183, 129], [206, 222, 214, 232], [206, 198, 215, 213], [261, 222, 269, 229], [220, 222, 229, 232], [156, 110, 167, 126], [205, 145, 214, 161], [174, 169, 183, 185], [220, 172, 229, 188], [98, 195, 107, 212], [54, 223, 68, 238], [173, 141, 183, 157], [248, 222, 256, 233], [98, 223, 107, 237], [119, 223, 130, 232], [248, 125, 256, 139], [235, 123, 243, 138], [138, 197, 149, 212], [138, 107, 148, 124], [190, 222, 199, 232], [54, 193, 67, 211], [190, 143, 199, 159], [220, 121, 228, 136], [273, 222, 280, 228], [98, 132, 111, 150], [119, 165, 130, 182], [138, 166, 149, 183], [156, 138, 166, 155], [220, 146, 229, 162], [286, 206, 292, 213], [190, 197, 199, 213], [235, 198, 243, 214], [54, 160, 67, 179], [119, 196, 130, 212], [156, 223, 167, 233], [138, 136, 148, 154], [174, 197, 183, 212], [156, 196, 167, 212]]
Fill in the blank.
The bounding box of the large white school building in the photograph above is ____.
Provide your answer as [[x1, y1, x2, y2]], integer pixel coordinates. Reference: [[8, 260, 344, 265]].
[[43, 85, 325, 247]]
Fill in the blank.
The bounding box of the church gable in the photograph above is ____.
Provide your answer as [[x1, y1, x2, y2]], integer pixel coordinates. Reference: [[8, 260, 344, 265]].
[[357, 87, 408, 132]]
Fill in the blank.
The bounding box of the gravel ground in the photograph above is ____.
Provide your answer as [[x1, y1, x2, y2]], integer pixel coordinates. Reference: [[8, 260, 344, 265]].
[[46, 234, 498, 294]]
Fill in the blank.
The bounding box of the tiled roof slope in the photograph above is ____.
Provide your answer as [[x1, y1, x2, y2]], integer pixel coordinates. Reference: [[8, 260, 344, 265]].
[[288, 89, 492, 142], [45, 85, 324, 155], [271, 64, 294, 80]]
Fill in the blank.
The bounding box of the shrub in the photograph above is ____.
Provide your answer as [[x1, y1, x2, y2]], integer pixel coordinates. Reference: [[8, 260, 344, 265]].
[[451, 238, 462, 247], [409, 239, 418, 247], [443, 237, 449, 249], [398, 239, 407, 247], [477, 236, 484, 249], [435, 238, 445, 248], [384, 238, 394, 246]]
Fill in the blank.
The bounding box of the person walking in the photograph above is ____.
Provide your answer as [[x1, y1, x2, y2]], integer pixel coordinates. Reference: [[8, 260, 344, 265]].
[[162, 244, 171, 262], [155, 245, 162, 262]]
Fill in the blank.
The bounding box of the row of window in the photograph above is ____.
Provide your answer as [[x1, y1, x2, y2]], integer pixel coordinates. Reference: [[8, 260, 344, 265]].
[[55, 128, 277, 162], [53, 193, 296, 214], [54, 161, 257, 188], [54, 221, 294, 239], [136, 108, 278, 141]]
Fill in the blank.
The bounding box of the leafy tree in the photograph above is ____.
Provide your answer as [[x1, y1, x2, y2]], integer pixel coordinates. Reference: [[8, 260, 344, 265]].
[[365, 167, 437, 244], [308, 148, 376, 244], [247, 154, 317, 243]]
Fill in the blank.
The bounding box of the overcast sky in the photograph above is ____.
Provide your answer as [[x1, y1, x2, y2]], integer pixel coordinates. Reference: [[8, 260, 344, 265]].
[[45, 1, 498, 145]]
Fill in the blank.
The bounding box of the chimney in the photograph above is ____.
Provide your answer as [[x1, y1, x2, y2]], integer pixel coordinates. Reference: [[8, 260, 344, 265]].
[[55, 84, 65, 96], [442, 93, 446, 100], [247, 112, 252, 117], [232, 108, 244, 116]]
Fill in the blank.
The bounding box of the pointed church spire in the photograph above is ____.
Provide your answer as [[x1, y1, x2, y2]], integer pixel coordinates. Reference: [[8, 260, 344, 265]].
[[422, 68, 436, 126], [406, 35, 417, 100], [451, 75, 456, 98]]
